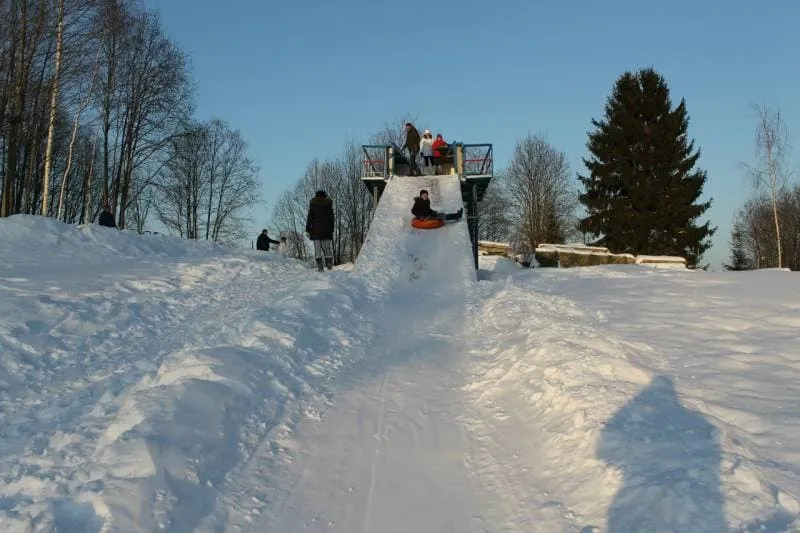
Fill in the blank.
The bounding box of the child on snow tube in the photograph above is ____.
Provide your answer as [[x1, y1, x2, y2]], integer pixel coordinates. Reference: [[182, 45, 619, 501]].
[[411, 189, 463, 228]]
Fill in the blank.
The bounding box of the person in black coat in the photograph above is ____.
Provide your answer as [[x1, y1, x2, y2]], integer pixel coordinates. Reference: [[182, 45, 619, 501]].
[[98, 204, 116, 228], [256, 229, 280, 251], [306, 190, 335, 271], [411, 189, 463, 221], [401, 122, 422, 176]]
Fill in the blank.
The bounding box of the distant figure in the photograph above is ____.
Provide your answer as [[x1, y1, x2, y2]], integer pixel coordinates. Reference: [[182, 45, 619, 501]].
[[401, 122, 422, 176], [277, 236, 288, 257], [256, 229, 280, 251], [420, 129, 435, 172], [306, 190, 335, 272], [431, 134, 449, 175], [411, 189, 462, 222], [98, 204, 116, 228]]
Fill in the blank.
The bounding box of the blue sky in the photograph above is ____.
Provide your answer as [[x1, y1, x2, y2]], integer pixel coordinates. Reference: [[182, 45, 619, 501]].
[[142, 0, 799, 268]]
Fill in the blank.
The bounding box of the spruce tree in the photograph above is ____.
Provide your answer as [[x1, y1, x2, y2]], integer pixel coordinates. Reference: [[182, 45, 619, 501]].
[[578, 68, 716, 267], [724, 227, 752, 271]]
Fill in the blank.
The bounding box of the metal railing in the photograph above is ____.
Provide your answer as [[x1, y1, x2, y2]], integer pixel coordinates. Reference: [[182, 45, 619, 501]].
[[461, 144, 493, 177], [361, 145, 389, 178], [361, 143, 493, 179]]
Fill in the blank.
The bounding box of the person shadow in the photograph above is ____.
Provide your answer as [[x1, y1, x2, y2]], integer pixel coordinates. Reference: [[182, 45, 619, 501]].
[[597, 375, 728, 532]]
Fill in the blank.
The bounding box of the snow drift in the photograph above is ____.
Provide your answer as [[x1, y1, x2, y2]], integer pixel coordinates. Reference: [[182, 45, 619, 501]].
[[0, 215, 374, 532], [469, 258, 800, 531]]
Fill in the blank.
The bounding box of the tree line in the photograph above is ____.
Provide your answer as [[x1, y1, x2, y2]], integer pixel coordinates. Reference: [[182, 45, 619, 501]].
[[0, 0, 260, 242]]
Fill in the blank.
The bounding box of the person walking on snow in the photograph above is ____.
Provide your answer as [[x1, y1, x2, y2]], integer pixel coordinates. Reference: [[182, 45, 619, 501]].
[[401, 122, 422, 176], [306, 190, 335, 271], [411, 189, 463, 222], [420, 129, 435, 172], [256, 229, 280, 251]]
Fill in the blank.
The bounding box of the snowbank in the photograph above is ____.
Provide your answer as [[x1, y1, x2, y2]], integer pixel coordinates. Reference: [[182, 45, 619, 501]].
[[0, 214, 236, 264], [0, 215, 373, 532], [635, 254, 687, 269], [468, 259, 800, 530]]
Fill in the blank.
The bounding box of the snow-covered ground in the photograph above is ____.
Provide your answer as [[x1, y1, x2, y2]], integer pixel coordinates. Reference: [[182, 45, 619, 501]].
[[1, 207, 798, 532], [0, 215, 373, 532], [472, 257, 800, 532]]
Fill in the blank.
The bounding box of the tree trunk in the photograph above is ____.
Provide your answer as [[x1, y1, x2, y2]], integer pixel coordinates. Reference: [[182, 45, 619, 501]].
[[82, 134, 97, 223], [769, 148, 783, 268], [42, 0, 65, 216]]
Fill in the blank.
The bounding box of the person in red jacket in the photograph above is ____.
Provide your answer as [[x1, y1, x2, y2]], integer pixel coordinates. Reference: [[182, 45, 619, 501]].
[[431, 134, 449, 175]]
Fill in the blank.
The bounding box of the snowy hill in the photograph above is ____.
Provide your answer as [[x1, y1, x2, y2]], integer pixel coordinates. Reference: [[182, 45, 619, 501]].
[[1, 214, 799, 532]]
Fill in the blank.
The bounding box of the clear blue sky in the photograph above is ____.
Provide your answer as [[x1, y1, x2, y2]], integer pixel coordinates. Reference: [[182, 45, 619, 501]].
[[143, 0, 799, 268]]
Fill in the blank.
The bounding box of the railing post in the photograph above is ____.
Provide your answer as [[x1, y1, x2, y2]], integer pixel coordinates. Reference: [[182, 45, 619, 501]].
[[464, 182, 479, 269], [387, 145, 394, 177], [456, 143, 464, 176]]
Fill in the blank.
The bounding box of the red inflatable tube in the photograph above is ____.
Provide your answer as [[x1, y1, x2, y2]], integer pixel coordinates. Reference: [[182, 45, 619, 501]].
[[411, 217, 445, 230]]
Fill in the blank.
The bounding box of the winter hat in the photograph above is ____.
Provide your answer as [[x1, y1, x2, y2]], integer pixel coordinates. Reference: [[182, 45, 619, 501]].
[[423, 129, 431, 136], [315, 190, 327, 198]]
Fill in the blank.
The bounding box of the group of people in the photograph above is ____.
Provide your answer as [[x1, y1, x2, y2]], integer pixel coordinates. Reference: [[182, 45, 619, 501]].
[[401, 122, 452, 177], [256, 189, 335, 272], [256, 229, 286, 254], [257, 186, 462, 272]]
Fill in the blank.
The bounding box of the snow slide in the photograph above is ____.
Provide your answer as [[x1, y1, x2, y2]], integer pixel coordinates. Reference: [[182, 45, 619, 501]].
[[237, 175, 491, 532], [354, 173, 475, 295]]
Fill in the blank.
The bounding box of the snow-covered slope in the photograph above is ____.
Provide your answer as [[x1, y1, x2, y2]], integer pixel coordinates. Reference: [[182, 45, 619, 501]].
[[1, 212, 799, 532], [469, 258, 800, 531], [0, 215, 374, 532]]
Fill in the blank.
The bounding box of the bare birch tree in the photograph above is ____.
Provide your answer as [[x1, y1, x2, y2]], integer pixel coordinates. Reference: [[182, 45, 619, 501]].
[[154, 119, 260, 242], [744, 103, 793, 268], [731, 185, 800, 271], [337, 140, 373, 260], [41, 0, 65, 215], [57, 48, 99, 220], [504, 133, 577, 251], [272, 185, 312, 261], [477, 173, 512, 242]]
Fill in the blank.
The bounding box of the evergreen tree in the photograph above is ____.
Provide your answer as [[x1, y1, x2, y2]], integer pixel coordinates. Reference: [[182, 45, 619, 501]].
[[578, 68, 716, 267], [724, 226, 753, 271]]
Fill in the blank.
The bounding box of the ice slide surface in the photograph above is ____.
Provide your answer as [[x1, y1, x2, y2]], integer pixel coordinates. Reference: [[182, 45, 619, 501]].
[[251, 175, 493, 532]]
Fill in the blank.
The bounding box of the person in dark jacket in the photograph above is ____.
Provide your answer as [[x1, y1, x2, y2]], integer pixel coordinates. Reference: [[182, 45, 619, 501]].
[[401, 122, 422, 176], [306, 190, 335, 271], [98, 204, 116, 228], [411, 189, 463, 222], [256, 229, 280, 251]]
